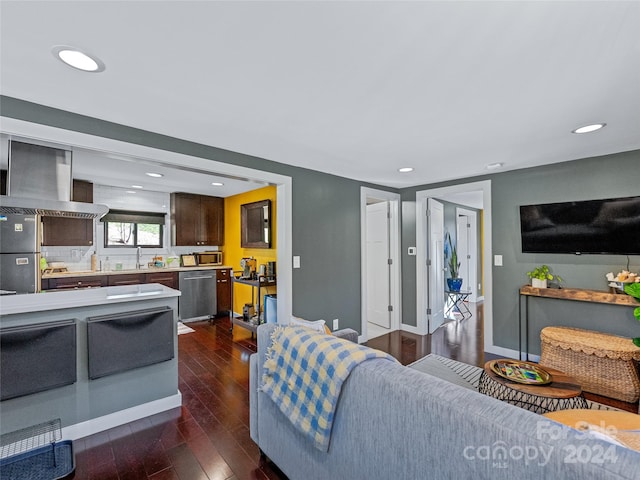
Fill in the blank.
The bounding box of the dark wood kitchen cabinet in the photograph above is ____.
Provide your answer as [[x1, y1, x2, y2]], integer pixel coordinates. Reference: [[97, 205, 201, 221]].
[[42, 180, 95, 246], [216, 268, 232, 315], [108, 273, 145, 286], [46, 275, 107, 290], [146, 271, 178, 289], [170, 193, 224, 246]]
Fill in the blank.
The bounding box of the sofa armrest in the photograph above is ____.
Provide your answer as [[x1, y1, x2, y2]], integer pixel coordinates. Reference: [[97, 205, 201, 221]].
[[334, 328, 358, 343]]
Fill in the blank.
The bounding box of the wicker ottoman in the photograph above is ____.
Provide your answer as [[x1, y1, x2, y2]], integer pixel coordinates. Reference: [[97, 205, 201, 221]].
[[540, 326, 640, 403]]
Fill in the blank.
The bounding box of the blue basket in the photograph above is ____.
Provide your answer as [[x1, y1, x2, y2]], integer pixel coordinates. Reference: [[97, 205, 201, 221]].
[[0, 440, 74, 480]]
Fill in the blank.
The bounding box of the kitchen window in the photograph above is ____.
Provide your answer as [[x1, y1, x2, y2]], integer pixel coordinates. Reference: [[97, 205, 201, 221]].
[[101, 210, 165, 248]]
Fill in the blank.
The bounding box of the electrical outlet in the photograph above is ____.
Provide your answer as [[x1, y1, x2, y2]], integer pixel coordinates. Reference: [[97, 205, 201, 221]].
[[332, 318, 339, 331]]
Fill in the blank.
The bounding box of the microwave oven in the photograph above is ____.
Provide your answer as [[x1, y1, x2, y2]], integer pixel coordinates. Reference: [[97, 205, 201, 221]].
[[195, 251, 223, 266]]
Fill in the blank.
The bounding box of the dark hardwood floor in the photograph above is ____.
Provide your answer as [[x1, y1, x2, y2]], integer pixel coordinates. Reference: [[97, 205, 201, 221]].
[[71, 303, 637, 479]]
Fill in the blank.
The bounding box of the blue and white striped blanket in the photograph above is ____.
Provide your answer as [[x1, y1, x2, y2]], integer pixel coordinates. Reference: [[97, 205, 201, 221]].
[[260, 325, 397, 451]]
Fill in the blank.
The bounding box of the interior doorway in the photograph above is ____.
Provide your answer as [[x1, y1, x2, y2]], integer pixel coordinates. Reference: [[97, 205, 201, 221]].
[[1, 117, 294, 326], [415, 181, 494, 356], [456, 207, 479, 302], [361, 187, 401, 342]]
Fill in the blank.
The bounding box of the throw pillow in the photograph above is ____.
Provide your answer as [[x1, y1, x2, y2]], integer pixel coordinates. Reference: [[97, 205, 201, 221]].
[[289, 316, 332, 335]]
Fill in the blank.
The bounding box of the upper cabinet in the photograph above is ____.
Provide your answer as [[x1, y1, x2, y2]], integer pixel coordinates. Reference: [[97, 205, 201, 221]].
[[170, 192, 224, 246], [42, 180, 95, 246]]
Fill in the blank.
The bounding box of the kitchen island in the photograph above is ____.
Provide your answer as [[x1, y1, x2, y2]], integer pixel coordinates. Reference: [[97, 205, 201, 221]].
[[0, 284, 181, 440]]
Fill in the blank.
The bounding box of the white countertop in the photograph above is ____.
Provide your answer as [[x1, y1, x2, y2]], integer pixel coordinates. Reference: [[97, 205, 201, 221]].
[[0, 284, 181, 316], [41, 265, 232, 279]]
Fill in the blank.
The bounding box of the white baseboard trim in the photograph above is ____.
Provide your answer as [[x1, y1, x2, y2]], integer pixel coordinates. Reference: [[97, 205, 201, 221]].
[[61, 391, 182, 441], [486, 344, 520, 359], [401, 323, 421, 335]]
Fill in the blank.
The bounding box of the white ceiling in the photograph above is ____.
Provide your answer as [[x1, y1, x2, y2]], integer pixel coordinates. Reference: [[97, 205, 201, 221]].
[[1, 1, 640, 192]]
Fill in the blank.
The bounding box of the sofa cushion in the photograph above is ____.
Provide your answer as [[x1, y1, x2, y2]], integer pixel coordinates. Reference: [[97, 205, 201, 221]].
[[290, 316, 332, 335], [408, 354, 482, 390]]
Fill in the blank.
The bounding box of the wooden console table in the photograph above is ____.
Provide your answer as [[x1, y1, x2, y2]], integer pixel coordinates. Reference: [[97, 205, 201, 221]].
[[518, 286, 638, 360]]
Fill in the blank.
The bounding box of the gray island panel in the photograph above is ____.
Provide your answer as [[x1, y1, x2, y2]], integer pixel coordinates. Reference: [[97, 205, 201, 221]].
[[0, 284, 181, 436]]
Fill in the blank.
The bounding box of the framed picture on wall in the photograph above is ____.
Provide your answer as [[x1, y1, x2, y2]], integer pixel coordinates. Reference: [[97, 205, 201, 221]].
[[241, 199, 271, 248]]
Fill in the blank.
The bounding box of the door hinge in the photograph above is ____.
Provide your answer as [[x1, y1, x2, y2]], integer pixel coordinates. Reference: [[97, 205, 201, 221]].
[[467, 254, 471, 259], [388, 305, 393, 312], [427, 259, 432, 266], [387, 258, 393, 265], [427, 308, 432, 315]]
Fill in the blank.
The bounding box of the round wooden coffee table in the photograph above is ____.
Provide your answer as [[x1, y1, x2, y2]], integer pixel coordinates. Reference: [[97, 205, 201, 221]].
[[478, 359, 589, 414], [544, 409, 640, 451]]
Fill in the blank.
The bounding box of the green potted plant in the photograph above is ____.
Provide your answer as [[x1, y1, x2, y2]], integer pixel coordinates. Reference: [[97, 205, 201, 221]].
[[445, 232, 462, 291], [623, 283, 640, 348], [526, 264, 562, 289]]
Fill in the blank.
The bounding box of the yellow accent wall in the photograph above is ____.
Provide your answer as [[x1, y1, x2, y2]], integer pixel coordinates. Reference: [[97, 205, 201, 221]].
[[224, 186, 277, 315]]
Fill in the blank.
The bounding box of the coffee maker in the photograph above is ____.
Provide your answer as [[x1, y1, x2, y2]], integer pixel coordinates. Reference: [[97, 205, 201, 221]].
[[240, 257, 257, 279], [266, 261, 276, 281]]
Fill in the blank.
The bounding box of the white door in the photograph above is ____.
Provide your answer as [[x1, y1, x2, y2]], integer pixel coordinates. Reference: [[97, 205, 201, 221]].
[[456, 208, 478, 302], [366, 202, 391, 328], [427, 198, 445, 333]]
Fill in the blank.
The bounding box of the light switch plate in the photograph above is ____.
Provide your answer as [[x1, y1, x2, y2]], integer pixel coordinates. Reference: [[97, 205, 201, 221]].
[[408, 247, 417, 256], [293, 256, 301, 269], [494, 255, 503, 266]]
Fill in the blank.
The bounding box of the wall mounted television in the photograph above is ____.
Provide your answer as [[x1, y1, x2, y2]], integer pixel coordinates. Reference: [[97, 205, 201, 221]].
[[519, 196, 640, 255]]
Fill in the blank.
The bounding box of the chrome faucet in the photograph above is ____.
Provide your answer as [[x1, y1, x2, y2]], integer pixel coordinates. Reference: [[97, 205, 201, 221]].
[[136, 247, 142, 270]]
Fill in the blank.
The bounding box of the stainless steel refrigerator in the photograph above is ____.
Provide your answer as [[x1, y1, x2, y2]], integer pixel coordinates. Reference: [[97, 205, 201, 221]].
[[0, 213, 41, 294]]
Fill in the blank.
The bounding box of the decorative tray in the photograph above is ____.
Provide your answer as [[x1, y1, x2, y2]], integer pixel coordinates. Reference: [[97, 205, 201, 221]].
[[489, 360, 552, 385]]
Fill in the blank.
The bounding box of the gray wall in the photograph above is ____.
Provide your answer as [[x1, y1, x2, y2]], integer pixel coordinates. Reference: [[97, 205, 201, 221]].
[[491, 150, 639, 352], [402, 149, 640, 351]]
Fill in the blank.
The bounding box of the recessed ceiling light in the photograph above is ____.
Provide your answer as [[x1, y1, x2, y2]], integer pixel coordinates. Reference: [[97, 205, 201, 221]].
[[485, 162, 504, 170], [52, 45, 105, 72], [211, 182, 224, 186], [126, 190, 137, 194], [145, 172, 164, 178], [572, 123, 606, 134], [398, 167, 414, 173], [131, 185, 143, 189]]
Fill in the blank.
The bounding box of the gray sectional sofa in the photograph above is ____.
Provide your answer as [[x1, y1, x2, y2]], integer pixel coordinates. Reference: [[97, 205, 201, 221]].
[[250, 324, 639, 479]]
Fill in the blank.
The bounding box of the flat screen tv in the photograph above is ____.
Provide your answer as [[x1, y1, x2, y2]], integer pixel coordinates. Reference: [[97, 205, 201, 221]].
[[519, 196, 640, 255]]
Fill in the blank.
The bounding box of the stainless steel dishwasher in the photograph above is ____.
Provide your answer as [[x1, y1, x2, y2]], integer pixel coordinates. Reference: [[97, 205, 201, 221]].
[[178, 270, 217, 321]]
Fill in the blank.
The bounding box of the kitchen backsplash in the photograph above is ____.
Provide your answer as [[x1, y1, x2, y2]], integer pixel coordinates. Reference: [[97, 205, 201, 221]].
[[42, 245, 221, 272]]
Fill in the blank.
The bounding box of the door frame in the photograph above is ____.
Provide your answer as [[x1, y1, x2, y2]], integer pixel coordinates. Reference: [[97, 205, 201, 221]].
[[360, 187, 401, 343], [426, 198, 445, 333], [456, 207, 478, 302], [1, 117, 294, 328], [415, 181, 495, 354]]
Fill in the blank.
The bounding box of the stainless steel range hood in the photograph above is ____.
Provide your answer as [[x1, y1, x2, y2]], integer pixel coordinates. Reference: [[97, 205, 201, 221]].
[[0, 140, 108, 219], [0, 195, 108, 218]]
